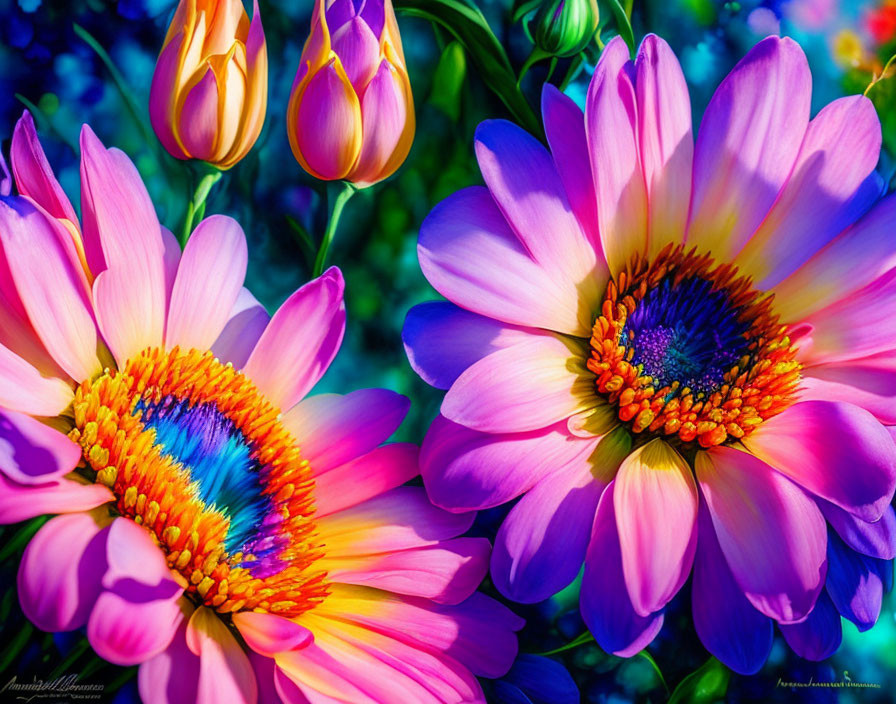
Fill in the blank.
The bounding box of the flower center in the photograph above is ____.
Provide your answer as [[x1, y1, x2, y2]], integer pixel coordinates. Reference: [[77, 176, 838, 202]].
[[588, 245, 802, 448], [69, 347, 328, 617]]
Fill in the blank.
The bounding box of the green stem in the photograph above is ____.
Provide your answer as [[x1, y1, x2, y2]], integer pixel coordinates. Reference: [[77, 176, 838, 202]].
[[313, 182, 357, 277], [47, 637, 91, 680], [536, 631, 595, 656], [73, 24, 158, 154], [179, 168, 223, 247], [517, 47, 550, 86], [558, 54, 585, 91]]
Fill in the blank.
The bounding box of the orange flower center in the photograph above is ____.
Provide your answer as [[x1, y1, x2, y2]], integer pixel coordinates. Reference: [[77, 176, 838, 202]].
[[588, 245, 802, 448], [69, 347, 328, 617]]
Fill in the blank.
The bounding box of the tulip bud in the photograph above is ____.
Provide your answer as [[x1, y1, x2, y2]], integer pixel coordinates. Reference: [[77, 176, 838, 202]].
[[531, 0, 599, 58], [150, 0, 267, 170], [287, 0, 415, 187]]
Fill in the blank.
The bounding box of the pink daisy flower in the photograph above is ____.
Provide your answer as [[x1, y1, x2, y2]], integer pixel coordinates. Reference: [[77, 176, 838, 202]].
[[0, 111, 521, 704], [404, 34, 896, 673]]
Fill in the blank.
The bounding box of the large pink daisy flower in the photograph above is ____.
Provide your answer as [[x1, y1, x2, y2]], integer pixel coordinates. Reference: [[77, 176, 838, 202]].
[[404, 35, 896, 673], [0, 112, 521, 704]]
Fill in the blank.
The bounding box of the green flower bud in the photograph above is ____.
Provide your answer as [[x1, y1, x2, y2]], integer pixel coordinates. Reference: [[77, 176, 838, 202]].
[[532, 0, 600, 58]]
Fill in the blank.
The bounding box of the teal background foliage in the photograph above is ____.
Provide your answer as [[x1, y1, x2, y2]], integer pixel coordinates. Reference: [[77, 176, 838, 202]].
[[0, 0, 894, 701]]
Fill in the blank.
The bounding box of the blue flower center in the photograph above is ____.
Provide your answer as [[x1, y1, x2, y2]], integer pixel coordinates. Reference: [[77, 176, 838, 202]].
[[138, 396, 273, 556], [622, 275, 751, 396]]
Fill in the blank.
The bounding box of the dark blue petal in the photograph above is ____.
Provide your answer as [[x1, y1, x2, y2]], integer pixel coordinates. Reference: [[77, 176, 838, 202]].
[[492, 681, 535, 704], [503, 654, 579, 704]]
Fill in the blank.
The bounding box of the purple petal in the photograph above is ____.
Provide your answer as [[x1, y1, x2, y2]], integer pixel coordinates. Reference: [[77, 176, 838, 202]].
[[420, 415, 598, 512], [688, 36, 811, 261], [692, 505, 773, 675], [0, 408, 82, 484], [697, 446, 828, 623], [17, 513, 108, 632], [819, 500, 896, 560], [402, 301, 532, 390], [825, 531, 885, 631], [779, 590, 842, 661]]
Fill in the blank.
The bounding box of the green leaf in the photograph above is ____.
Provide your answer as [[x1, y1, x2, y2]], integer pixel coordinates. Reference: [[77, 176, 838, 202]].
[[598, 0, 636, 55], [637, 650, 670, 695], [393, 0, 543, 137], [73, 23, 159, 153], [537, 630, 595, 656], [668, 657, 731, 704], [428, 41, 467, 122]]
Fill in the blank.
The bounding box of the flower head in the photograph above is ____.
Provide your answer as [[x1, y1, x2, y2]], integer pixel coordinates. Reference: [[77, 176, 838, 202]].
[[530, 0, 600, 59], [404, 34, 896, 674], [150, 0, 267, 169], [1, 111, 521, 703], [287, 0, 415, 186]]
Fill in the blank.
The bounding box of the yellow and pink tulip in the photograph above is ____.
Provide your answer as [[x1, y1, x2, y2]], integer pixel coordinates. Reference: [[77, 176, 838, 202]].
[[287, 0, 415, 186], [150, 0, 267, 169]]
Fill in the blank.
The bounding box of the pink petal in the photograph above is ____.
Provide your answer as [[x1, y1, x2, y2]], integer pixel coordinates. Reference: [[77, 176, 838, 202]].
[[11, 110, 79, 225], [276, 619, 481, 704], [101, 517, 181, 590], [322, 537, 490, 605], [17, 512, 108, 632], [636, 34, 693, 258], [211, 288, 270, 369], [178, 68, 220, 161], [93, 266, 164, 368], [79, 126, 166, 351], [314, 443, 418, 516], [232, 611, 313, 657], [331, 17, 381, 92], [420, 415, 599, 512], [585, 36, 647, 275], [541, 84, 600, 247], [308, 585, 523, 680], [0, 198, 99, 381], [165, 215, 248, 351], [0, 474, 112, 524], [352, 60, 408, 184], [149, 35, 186, 160], [185, 606, 258, 704], [79, 125, 166, 277], [87, 518, 184, 665], [614, 439, 698, 616], [138, 610, 202, 704], [792, 268, 896, 366], [0, 408, 81, 484], [0, 343, 72, 416], [281, 388, 409, 475], [314, 486, 474, 557], [440, 334, 594, 433], [696, 445, 827, 622], [736, 95, 881, 287], [742, 400, 896, 521], [243, 267, 345, 412], [161, 226, 181, 308], [771, 194, 896, 322], [800, 351, 896, 424], [418, 186, 589, 336], [474, 119, 604, 305], [581, 482, 665, 656], [402, 301, 533, 390], [687, 36, 811, 260], [294, 61, 363, 180]]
